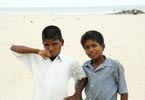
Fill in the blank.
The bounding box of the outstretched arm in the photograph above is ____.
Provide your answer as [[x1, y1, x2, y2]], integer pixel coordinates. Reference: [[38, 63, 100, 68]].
[[10, 45, 50, 59], [10, 45, 39, 54], [64, 78, 87, 100]]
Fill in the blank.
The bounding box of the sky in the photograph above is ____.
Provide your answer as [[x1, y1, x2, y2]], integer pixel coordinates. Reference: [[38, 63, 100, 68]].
[[0, 0, 145, 7]]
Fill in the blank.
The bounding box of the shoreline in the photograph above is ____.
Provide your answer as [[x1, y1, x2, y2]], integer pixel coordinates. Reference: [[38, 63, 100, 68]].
[[0, 5, 145, 14]]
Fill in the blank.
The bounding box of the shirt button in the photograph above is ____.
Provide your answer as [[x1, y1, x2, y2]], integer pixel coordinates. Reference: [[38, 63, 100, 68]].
[[90, 84, 93, 87]]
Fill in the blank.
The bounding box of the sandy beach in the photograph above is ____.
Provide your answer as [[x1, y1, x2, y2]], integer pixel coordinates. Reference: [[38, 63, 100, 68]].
[[0, 13, 145, 100]]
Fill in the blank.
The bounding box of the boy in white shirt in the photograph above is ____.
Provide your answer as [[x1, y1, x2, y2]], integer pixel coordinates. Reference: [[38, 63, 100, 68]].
[[10, 25, 86, 100]]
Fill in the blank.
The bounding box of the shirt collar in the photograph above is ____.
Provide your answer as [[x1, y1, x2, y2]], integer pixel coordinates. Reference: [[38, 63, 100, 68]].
[[57, 53, 65, 62], [83, 55, 112, 70]]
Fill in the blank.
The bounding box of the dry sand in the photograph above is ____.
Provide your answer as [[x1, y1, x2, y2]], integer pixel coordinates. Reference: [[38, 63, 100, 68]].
[[0, 13, 145, 100]]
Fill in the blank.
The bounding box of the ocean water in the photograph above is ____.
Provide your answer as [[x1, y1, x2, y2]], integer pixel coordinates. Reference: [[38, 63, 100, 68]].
[[0, 5, 145, 14]]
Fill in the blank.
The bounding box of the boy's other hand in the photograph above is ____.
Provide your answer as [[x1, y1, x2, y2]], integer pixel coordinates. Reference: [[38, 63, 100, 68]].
[[38, 49, 51, 59], [64, 95, 81, 100]]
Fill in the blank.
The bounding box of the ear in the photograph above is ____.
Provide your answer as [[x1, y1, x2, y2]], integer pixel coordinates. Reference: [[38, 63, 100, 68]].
[[61, 39, 64, 46], [102, 44, 105, 51]]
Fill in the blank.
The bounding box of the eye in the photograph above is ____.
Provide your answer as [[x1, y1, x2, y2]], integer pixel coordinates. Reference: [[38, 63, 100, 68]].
[[84, 45, 90, 50], [92, 44, 97, 48], [52, 43, 58, 46], [44, 44, 49, 47]]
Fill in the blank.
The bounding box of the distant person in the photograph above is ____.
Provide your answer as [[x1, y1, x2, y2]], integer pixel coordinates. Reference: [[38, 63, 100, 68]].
[[80, 30, 128, 100], [10, 25, 87, 100]]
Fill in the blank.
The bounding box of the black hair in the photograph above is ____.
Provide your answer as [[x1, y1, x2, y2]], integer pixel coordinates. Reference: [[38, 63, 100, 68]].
[[42, 25, 63, 42], [81, 30, 104, 48]]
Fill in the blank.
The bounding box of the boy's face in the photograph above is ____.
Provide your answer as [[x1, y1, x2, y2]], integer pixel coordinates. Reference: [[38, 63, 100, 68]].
[[84, 39, 104, 60], [43, 39, 64, 57]]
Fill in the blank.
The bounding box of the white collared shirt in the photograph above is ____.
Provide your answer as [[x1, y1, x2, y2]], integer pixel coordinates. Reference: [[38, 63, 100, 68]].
[[13, 52, 86, 100]]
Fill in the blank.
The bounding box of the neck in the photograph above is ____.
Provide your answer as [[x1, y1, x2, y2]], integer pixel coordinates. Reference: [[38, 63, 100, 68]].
[[50, 56, 57, 61], [92, 55, 105, 69], [50, 53, 60, 61]]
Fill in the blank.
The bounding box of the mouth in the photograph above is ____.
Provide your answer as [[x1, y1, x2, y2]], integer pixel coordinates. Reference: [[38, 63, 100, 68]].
[[89, 53, 96, 58], [90, 52, 96, 56], [50, 53, 57, 57]]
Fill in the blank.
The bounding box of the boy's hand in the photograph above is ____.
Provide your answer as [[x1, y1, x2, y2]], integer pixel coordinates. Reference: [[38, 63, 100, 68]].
[[64, 96, 75, 100], [64, 95, 81, 100], [37, 49, 51, 59]]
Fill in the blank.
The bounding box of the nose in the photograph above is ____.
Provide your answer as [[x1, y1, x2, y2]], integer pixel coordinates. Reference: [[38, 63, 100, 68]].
[[45, 45, 53, 51], [48, 45, 53, 51], [89, 47, 94, 52]]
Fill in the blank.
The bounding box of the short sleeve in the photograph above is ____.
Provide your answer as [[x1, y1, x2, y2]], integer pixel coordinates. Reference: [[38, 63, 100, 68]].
[[11, 51, 33, 69], [116, 62, 128, 94], [71, 61, 86, 82]]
